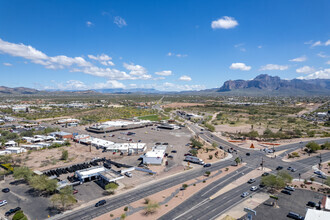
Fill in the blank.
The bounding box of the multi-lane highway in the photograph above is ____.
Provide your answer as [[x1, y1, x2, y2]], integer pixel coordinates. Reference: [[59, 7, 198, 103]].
[[52, 122, 330, 220]]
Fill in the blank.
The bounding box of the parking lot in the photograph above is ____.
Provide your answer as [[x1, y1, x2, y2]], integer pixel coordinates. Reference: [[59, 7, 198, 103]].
[[248, 189, 324, 220], [0, 177, 57, 220]]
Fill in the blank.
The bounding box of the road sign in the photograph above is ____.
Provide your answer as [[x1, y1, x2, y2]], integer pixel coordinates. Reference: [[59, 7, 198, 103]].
[[244, 207, 256, 216]]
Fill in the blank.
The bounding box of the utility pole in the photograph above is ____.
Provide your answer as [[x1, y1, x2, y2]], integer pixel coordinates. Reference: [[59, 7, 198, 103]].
[[319, 153, 322, 169], [260, 157, 264, 170]]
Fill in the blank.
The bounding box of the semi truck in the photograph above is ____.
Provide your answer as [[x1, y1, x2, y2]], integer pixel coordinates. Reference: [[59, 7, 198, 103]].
[[184, 155, 205, 165]]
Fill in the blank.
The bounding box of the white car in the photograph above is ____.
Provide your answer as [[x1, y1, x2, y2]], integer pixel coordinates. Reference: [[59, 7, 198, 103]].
[[241, 192, 249, 198], [125, 172, 132, 178], [0, 200, 7, 207], [250, 186, 258, 191], [285, 186, 295, 191]]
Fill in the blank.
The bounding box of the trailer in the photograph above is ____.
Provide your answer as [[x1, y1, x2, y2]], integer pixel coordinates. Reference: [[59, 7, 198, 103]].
[[184, 156, 204, 165]]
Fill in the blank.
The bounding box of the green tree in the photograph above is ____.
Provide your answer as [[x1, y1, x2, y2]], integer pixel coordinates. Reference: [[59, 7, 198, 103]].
[[261, 171, 292, 191], [105, 182, 118, 194], [61, 150, 69, 160], [12, 210, 28, 220], [190, 138, 203, 148], [51, 186, 77, 210], [13, 166, 33, 182], [190, 149, 198, 156], [325, 177, 330, 187], [0, 154, 13, 163], [144, 201, 160, 215], [29, 175, 58, 193], [305, 142, 321, 153], [321, 142, 330, 150], [234, 157, 241, 165]]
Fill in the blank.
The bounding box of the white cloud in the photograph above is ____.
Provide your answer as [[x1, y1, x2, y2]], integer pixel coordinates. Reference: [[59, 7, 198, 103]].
[[3, 62, 12, 66], [0, 38, 157, 81], [114, 16, 127, 28], [88, 54, 114, 66], [179, 75, 192, 81], [296, 66, 315, 74], [88, 54, 112, 61], [86, 21, 93, 27], [167, 52, 187, 58], [0, 38, 48, 60], [155, 70, 172, 76], [123, 63, 151, 79], [260, 64, 288, 71], [326, 60, 330, 65], [234, 43, 246, 52], [311, 41, 322, 47], [258, 45, 262, 49], [230, 63, 251, 71], [289, 55, 307, 62], [307, 39, 330, 48], [211, 16, 238, 29], [93, 80, 125, 89], [297, 68, 330, 80], [317, 52, 328, 58], [325, 39, 330, 46], [46, 79, 125, 90], [160, 82, 205, 91]]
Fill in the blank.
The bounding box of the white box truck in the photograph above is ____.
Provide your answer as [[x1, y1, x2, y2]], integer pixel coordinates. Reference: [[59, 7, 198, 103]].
[[184, 156, 204, 165]]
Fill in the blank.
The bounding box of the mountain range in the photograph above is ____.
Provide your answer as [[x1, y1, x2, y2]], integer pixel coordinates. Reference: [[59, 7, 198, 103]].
[[0, 74, 329, 96], [216, 74, 330, 95]]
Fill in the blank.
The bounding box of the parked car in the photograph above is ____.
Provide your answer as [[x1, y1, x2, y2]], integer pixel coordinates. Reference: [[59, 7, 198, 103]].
[[287, 211, 304, 220], [276, 166, 283, 170], [247, 179, 256, 184], [167, 155, 174, 159], [171, 150, 177, 153], [2, 188, 10, 193], [306, 201, 316, 207], [125, 172, 132, 178], [314, 170, 323, 175], [95, 200, 106, 207], [203, 163, 211, 168], [250, 186, 258, 191], [291, 168, 297, 172], [318, 174, 327, 179], [5, 207, 21, 217], [184, 153, 192, 156], [0, 200, 7, 207], [241, 192, 249, 198], [285, 186, 295, 191], [246, 153, 250, 156], [281, 190, 292, 195], [262, 172, 269, 176], [287, 167, 292, 171]]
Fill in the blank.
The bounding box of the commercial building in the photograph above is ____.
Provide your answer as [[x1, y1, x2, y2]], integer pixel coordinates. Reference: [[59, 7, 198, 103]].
[[305, 209, 330, 220], [5, 147, 27, 154], [49, 131, 73, 139], [75, 166, 124, 184], [140, 143, 168, 165], [86, 120, 152, 133], [104, 143, 146, 153]]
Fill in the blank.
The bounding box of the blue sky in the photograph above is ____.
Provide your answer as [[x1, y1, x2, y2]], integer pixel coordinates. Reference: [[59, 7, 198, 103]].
[[0, 0, 329, 91]]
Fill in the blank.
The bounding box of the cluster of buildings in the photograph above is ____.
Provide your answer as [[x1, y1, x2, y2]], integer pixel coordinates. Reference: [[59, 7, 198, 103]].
[[86, 120, 153, 133], [0, 132, 71, 155], [301, 111, 330, 122], [74, 134, 147, 153], [176, 111, 203, 120]]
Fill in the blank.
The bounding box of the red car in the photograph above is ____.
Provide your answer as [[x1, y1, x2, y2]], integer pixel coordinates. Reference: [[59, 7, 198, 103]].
[[73, 189, 78, 194]]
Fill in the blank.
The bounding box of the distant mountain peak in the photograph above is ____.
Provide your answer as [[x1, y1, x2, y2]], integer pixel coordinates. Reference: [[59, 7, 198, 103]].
[[217, 74, 330, 95]]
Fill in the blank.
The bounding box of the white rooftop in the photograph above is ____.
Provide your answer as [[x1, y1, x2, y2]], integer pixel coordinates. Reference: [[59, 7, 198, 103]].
[[305, 209, 330, 220], [76, 166, 106, 177]]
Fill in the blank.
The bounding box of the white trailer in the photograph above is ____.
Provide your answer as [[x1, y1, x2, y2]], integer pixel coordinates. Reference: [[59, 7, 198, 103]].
[[184, 156, 204, 165]]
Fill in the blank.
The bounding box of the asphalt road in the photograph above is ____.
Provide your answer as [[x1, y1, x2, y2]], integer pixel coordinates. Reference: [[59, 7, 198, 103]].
[[51, 122, 330, 220]]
